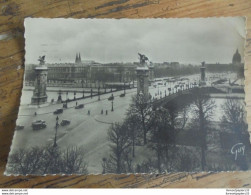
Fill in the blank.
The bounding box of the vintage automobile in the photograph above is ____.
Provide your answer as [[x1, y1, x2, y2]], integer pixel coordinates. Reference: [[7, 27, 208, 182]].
[[120, 93, 125, 97], [60, 119, 71, 126], [108, 95, 114, 101], [53, 108, 63, 115], [75, 104, 84, 109], [63, 103, 68, 108], [15, 125, 24, 130], [32, 120, 47, 130]]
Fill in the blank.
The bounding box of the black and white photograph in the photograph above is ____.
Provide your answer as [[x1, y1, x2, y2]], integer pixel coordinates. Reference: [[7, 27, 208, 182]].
[[5, 17, 249, 175]]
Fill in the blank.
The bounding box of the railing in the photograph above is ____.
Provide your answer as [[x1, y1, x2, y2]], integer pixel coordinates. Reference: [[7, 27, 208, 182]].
[[152, 86, 197, 106]]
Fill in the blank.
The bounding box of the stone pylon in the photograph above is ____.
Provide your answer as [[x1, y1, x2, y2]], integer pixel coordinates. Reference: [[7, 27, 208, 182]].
[[31, 57, 48, 105]]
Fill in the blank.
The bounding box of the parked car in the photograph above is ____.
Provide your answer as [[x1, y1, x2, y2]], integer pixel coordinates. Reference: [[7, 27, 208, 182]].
[[54, 108, 63, 115], [15, 125, 24, 130], [120, 93, 125, 97], [60, 119, 70, 126], [32, 120, 46, 130], [108, 95, 114, 101], [75, 104, 84, 109]]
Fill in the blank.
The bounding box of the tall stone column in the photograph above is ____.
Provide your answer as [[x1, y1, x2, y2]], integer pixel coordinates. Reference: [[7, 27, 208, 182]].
[[136, 53, 150, 98], [136, 67, 149, 98], [148, 65, 154, 81], [200, 61, 206, 86], [31, 57, 48, 105]]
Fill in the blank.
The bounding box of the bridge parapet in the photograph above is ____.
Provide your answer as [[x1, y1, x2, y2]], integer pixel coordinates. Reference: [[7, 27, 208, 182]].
[[151, 85, 244, 108], [152, 87, 198, 108]]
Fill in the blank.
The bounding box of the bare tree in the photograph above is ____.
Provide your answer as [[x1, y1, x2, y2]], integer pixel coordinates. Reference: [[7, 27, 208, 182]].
[[124, 113, 142, 157], [220, 99, 249, 170], [127, 94, 152, 145], [190, 90, 216, 171], [7, 147, 44, 175], [6, 145, 88, 175], [148, 105, 188, 173], [60, 146, 88, 174], [106, 122, 131, 173], [221, 99, 248, 136], [41, 144, 61, 174]]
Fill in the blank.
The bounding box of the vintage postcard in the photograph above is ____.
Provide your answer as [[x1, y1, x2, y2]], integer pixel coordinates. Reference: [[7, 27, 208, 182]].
[[5, 17, 249, 175]]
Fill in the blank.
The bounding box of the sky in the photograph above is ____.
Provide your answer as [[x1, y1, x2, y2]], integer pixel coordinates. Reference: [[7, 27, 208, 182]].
[[24, 17, 246, 65]]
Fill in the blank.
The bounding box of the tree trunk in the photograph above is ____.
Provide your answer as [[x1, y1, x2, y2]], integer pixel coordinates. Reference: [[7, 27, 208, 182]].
[[117, 155, 121, 174], [199, 101, 206, 171], [142, 120, 147, 145], [132, 132, 135, 158], [201, 146, 206, 171], [157, 148, 161, 173]]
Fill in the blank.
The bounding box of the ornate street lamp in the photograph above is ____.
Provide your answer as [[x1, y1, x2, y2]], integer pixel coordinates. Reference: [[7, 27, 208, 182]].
[[111, 100, 114, 112], [74, 91, 76, 100], [98, 87, 100, 101], [53, 116, 59, 147]]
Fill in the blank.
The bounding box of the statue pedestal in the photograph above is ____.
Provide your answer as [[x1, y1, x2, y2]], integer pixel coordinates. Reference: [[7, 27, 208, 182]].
[[148, 66, 154, 82], [31, 66, 48, 105], [136, 67, 149, 98], [200, 66, 206, 86]]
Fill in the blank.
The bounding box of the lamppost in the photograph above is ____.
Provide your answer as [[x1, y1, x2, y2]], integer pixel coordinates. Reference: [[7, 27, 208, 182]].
[[111, 100, 114, 112], [74, 91, 76, 100], [57, 90, 62, 103], [98, 87, 100, 101], [124, 82, 126, 94], [53, 116, 59, 147], [65, 92, 68, 108]]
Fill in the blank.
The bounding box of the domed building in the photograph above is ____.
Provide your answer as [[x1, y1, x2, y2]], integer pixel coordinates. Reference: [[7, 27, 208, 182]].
[[232, 49, 241, 65]]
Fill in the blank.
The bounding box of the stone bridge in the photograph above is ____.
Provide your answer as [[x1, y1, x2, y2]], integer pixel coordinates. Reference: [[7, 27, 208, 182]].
[[152, 85, 245, 108]]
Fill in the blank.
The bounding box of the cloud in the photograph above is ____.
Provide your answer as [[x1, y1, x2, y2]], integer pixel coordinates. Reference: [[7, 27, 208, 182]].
[[24, 18, 245, 65]]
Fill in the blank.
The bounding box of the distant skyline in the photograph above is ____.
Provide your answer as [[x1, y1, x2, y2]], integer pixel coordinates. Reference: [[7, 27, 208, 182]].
[[25, 18, 245, 65]]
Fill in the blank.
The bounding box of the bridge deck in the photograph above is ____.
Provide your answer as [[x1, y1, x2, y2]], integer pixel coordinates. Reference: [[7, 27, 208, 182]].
[[152, 86, 244, 107]]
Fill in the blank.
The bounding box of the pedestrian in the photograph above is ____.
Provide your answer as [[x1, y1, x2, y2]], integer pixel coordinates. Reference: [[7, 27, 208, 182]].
[[88, 110, 90, 115], [76, 101, 78, 106], [34, 112, 37, 116], [101, 109, 103, 114], [106, 110, 108, 115]]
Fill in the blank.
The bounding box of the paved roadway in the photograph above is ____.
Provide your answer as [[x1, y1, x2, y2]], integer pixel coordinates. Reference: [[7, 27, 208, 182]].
[[10, 72, 241, 173]]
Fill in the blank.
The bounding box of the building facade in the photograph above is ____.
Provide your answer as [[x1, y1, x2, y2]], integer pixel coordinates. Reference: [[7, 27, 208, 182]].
[[25, 53, 138, 87]]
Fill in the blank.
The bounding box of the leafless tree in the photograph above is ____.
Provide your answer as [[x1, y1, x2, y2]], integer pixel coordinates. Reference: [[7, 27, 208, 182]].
[[221, 99, 248, 136], [127, 94, 152, 145], [60, 146, 88, 174], [106, 122, 131, 173], [6, 145, 88, 175], [148, 105, 188, 173], [190, 89, 216, 171], [7, 147, 44, 175], [124, 113, 142, 157]]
